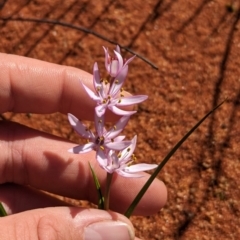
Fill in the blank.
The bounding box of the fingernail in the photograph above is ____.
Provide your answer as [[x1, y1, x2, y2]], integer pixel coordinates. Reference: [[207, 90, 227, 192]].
[[84, 220, 134, 240]]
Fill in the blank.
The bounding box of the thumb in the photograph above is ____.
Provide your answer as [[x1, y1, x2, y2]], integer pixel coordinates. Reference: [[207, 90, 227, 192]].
[[0, 207, 135, 240]]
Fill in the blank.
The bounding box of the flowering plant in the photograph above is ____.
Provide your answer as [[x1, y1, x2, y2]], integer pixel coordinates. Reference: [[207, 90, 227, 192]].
[[67, 46, 157, 210], [67, 45, 225, 217]]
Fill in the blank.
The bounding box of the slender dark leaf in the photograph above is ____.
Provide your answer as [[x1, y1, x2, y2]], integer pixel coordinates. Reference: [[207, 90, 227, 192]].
[[0, 202, 7, 217], [125, 100, 226, 218], [89, 163, 104, 209]]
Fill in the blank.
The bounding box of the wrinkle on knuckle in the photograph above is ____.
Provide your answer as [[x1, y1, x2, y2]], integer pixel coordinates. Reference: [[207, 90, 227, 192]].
[[6, 126, 29, 185], [59, 67, 72, 114], [37, 215, 63, 240]]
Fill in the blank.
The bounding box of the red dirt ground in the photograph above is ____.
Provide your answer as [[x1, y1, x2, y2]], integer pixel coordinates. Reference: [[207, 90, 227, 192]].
[[1, 0, 240, 239]]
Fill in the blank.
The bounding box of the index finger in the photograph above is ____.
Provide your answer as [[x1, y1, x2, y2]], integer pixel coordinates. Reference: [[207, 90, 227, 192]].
[[0, 53, 116, 120]]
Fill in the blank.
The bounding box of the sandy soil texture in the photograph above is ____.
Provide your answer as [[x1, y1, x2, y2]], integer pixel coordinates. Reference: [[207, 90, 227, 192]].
[[1, 0, 240, 239]]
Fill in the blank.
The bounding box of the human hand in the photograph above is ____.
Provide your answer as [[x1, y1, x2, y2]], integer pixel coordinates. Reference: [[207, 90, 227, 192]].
[[0, 53, 167, 240]]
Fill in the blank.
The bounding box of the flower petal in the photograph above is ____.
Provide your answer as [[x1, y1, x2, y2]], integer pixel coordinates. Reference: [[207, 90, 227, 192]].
[[81, 83, 100, 101], [114, 95, 148, 106], [116, 170, 144, 178], [96, 149, 108, 167], [68, 113, 95, 139], [105, 115, 130, 139], [124, 163, 158, 173], [95, 104, 107, 117], [68, 142, 95, 153], [103, 46, 112, 74], [105, 140, 131, 150], [119, 135, 137, 162], [109, 65, 128, 97], [93, 62, 101, 91], [124, 55, 135, 66], [108, 105, 136, 116], [115, 45, 121, 54], [94, 114, 105, 136], [113, 135, 125, 142], [113, 50, 123, 70]]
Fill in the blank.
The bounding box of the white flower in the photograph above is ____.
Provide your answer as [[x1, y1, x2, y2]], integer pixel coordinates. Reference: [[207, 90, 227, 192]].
[[67, 113, 132, 167], [82, 62, 148, 117], [102, 136, 158, 177]]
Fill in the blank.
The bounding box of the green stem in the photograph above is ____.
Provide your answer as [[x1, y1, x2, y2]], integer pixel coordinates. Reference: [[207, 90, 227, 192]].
[[104, 172, 113, 210]]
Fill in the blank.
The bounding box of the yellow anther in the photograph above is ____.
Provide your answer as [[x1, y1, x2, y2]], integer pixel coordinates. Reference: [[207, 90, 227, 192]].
[[113, 125, 117, 130], [118, 99, 121, 103], [120, 88, 124, 92], [120, 94, 124, 97], [100, 146, 105, 150], [97, 86, 101, 91], [127, 148, 131, 152], [115, 79, 119, 84], [98, 119, 102, 123]]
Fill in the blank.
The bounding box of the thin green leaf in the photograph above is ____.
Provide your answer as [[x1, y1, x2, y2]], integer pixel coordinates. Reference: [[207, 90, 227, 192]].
[[88, 162, 104, 209], [0, 202, 7, 217], [125, 100, 226, 218]]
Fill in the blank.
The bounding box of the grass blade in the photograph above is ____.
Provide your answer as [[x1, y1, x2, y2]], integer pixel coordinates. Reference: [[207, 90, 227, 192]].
[[89, 163, 104, 209], [125, 100, 226, 218], [0, 202, 7, 217]]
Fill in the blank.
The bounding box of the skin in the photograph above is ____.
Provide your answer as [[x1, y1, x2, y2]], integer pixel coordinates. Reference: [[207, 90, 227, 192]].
[[0, 53, 167, 240]]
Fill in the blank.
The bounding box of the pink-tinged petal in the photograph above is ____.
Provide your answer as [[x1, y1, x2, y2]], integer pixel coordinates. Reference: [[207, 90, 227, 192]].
[[109, 65, 128, 97], [93, 62, 101, 91], [117, 170, 144, 178], [105, 140, 131, 150], [114, 50, 123, 70], [113, 135, 125, 142], [108, 105, 136, 116], [125, 163, 158, 173], [106, 115, 130, 139], [103, 46, 110, 72], [68, 114, 94, 139], [109, 60, 119, 77], [115, 45, 121, 53], [96, 149, 108, 167], [115, 95, 148, 106], [95, 104, 107, 117], [94, 114, 105, 136], [124, 55, 135, 66], [119, 135, 137, 162], [68, 142, 95, 154], [81, 83, 100, 101]]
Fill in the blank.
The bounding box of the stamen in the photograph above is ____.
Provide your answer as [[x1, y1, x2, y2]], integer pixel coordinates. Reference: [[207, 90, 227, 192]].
[[118, 99, 121, 103], [113, 125, 117, 130], [131, 154, 137, 161], [115, 79, 119, 84]]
